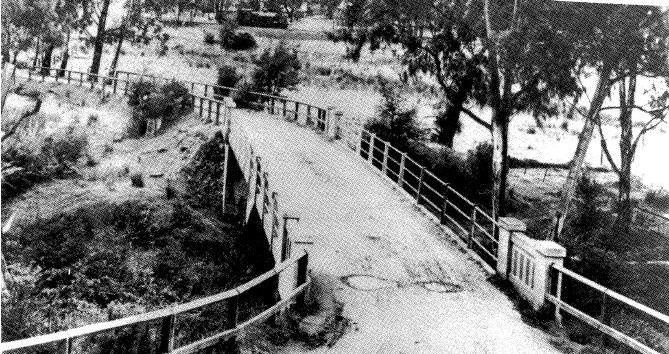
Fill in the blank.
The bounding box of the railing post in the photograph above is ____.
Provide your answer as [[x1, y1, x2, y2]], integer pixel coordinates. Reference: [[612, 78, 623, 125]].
[[398, 153, 406, 187], [67, 71, 71, 84], [367, 134, 375, 162], [79, 72, 83, 86], [208, 99, 213, 122], [198, 97, 203, 117], [440, 184, 450, 223], [64, 337, 72, 354], [295, 252, 309, 308], [306, 105, 312, 125], [554, 270, 563, 325], [28, 68, 32, 80], [416, 167, 425, 202], [216, 101, 221, 125], [112, 73, 118, 93], [221, 143, 230, 216], [294, 101, 299, 121], [158, 314, 176, 354], [381, 142, 389, 174], [469, 206, 478, 248], [223, 293, 239, 352]]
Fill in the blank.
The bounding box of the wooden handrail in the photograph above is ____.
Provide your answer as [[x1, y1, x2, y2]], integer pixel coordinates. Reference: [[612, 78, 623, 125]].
[[0, 247, 307, 351], [551, 265, 669, 325]]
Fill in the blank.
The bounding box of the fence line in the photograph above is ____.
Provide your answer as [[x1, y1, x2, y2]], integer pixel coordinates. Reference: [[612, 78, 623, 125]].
[[547, 265, 669, 354]]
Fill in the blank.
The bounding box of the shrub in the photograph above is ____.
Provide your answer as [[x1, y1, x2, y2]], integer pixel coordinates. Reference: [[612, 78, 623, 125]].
[[2, 130, 89, 198], [130, 172, 144, 188], [128, 80, 157, 107], [364, 77, 423, 151], [126, 80, 193, 137], [231, 80, 260, 110], [203, 32, 216, 45], [222, 32, 257, 50], [644, 189, 669, 210], [250, 41, 301, 96], [214, 66, 242, 99]]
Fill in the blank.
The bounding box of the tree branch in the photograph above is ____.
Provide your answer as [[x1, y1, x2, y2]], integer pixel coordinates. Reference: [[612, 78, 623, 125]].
[[595, 115, 621, 176], [1, 95, 42, 142]]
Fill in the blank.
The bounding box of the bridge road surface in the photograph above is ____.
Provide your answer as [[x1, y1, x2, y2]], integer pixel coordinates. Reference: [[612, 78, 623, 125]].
[[234, 111, 563, 354]]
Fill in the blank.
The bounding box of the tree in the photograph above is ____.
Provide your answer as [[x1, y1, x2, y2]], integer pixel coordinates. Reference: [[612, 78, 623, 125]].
[[552, 4, 668, 240], [337, 0, 581, 219], [250, 42, 301, 95], [106, 0, 163, 77], [89, 0, 112, 77], [265, 0, 302, 22]]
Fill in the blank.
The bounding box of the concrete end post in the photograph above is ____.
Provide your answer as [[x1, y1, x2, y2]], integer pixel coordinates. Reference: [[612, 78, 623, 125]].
[[496, 217, 526, 278]]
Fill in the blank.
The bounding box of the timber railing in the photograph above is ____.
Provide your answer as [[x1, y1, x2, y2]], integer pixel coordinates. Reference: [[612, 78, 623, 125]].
[[114, 70, 332, 134], [5, 66, 311, 353], [0, 251, 309, 354], [547, 265, 669, 354], [351, 128, 500, 264]]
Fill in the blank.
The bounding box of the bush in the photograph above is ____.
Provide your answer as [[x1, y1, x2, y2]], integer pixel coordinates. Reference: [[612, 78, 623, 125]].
[[126, 80, 193, 137], [2, 130, 88, 198], [364, 77, 423, 151], [222, 32, 257, 50], [250, 41, 301, 96], [644, 189, 669, 210], [232, 80, 260, 110], [214, 66, 242, 99], [203, 31, 216, 44]]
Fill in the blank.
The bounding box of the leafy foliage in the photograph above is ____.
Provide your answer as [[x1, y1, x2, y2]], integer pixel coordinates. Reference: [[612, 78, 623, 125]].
[[250, 41, 301, 96], [126, 79, 193, 137], [182, 131, 227, 212], [214, 65, 242, 99], [2, 198, 266, 342], [364, 77, 423, 150]]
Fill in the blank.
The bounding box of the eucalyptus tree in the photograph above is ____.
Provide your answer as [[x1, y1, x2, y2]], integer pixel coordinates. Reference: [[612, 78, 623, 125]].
[[334, 0, 581, 219], [552, 4, 668, 240]]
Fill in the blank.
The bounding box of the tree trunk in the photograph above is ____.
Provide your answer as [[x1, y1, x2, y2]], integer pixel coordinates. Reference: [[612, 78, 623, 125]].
[[551, 62, 614, 241], [108, 25, 126, 77], [615, 73, 636, 241], [58, 33, 71, 77], [40, 43, 55, 76], [89, 0, 112, 78], [491, 107, 510, 218], [437, 92, 466, 148], [32, 39, 41, 67]]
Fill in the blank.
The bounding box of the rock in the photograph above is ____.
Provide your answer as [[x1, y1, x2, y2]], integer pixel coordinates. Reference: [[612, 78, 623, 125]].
[[298, 314, 329, 339]]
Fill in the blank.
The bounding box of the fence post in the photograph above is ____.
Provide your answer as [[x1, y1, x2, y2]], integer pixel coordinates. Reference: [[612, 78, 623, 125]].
[[66, 71, 71, 84], [398, 153, 406, 187], [158, 314, 176, 354], [112, 73, 118, 94], [306, 105, 312, 125], [221, 144, 230, 216], [223, 293, 239, 351], [198, 97, 203, 117], [367, 134, 375, 162], [294, 101, 299, 121], [216, 101, 221, 125], [554, 270, 563, 325], [295, 252, 309, 308], [64, 338, 72, 354], [382, 142, 389, 174], [416, 167, 425, 202], [28, 68, 32, 80], [440, 184, 450, 223], [283, 99, 287, 118], [469, 206, 478, 248], [208, 100, 213, 122]]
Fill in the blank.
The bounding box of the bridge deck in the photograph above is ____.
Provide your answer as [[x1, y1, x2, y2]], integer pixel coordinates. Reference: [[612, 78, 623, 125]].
[[232, 110, 562, 353]]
